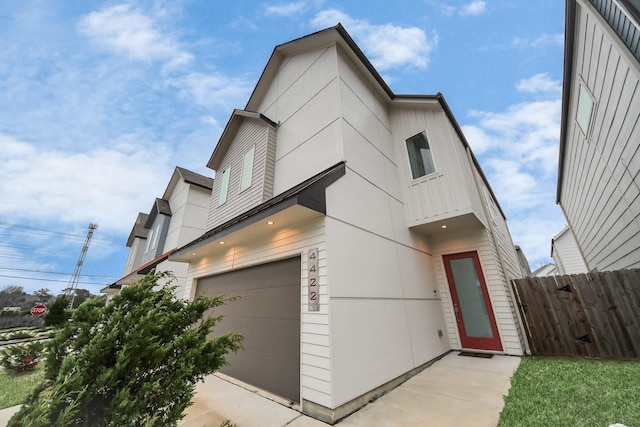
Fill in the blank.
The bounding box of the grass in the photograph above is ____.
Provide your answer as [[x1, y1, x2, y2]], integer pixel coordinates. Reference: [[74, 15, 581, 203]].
[[499, 356, 640, 427], [0, 365, 45, 409]]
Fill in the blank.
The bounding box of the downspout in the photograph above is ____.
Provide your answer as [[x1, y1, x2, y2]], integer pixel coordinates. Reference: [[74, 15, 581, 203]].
[[465, 147, 531, 355]]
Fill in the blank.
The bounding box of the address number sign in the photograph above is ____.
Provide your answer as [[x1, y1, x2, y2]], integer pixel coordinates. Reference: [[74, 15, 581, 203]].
[[308, 248, 320, 311]]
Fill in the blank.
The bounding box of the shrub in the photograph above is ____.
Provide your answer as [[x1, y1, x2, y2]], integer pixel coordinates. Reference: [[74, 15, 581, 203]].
[[9, 270, 243, 427], [1, 342, 45, 373]]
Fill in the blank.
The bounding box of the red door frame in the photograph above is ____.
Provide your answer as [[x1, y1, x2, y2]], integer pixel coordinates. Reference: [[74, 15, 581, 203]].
[[443, 251, 502, 351]]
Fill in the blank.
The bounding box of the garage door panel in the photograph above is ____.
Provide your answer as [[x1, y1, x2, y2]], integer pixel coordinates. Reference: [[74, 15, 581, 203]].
[[223, 348, 300, 404], [196, 257, 301, 403], [208, 286, 300, 320]]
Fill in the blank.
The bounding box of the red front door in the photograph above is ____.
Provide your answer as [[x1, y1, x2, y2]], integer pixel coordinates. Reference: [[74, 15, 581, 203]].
[[443, 251, 502, 351]]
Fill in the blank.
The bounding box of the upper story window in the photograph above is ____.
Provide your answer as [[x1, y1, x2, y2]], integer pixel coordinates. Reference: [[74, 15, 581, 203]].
[[406, 131, 436, 180], [145, 222, 160, 254], [217, 167, 231, 206], [240, 146, 255, 192], [576, 82, 594, 136]]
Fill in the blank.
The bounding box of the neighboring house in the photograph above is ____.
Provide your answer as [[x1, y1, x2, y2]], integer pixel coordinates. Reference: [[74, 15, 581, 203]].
[[532, 263, 559, 277], [103, 167, 213, 299], [551, 226, 589, 274], [557, 0, 640, 272], [515, 245, 533, 277], [168, 25, 526, 423]]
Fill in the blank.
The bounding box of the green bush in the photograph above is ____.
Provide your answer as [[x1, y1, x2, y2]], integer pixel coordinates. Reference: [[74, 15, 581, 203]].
[[9, 270, 243, 427], [1, 342, 45, 373]]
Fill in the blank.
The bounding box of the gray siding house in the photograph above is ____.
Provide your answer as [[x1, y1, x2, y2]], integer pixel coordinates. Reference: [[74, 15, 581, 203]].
[[168, 25, 527, 423], [558, 0, 640, 271]]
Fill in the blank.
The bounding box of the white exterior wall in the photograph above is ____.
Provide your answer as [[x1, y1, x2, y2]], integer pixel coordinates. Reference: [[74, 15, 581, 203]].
[[258, 45, 343, 194], [560, 0, 640, 271], [122, 237, 145, 275], [165, 182, 211, 250], [552, 226, 589, 274], [181, 217, 334, 408], [390, 107, 487, 227], [321, 50, 450, 408]]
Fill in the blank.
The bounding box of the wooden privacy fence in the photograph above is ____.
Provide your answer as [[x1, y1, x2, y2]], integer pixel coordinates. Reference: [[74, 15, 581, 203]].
[[511, 269, 640, 359]]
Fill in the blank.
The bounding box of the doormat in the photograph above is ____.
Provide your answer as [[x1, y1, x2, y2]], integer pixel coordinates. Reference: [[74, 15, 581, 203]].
[[458, 351, 494, 359]]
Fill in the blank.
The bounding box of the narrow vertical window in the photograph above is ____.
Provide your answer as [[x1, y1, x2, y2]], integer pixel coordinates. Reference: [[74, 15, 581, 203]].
[[406, 131, 436, 179], [240, 146, 255, 192], [217, 167, 230, 206], [576, 82, 594, 135]]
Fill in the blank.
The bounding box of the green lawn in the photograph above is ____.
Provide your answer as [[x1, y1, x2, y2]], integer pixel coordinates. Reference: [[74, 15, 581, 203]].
[[499, 356, 640, 427], [0, 365, 44, 409]]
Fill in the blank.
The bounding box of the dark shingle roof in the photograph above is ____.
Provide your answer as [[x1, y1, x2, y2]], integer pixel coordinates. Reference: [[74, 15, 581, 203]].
[[176, 166, 214, 190], [126, 213, 149, 247]]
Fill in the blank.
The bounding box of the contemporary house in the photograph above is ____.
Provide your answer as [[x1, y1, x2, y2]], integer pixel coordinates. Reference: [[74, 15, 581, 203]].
[[167, 25, 526, 423], [104, 167, 213, 299], [551, 226, 589, 274], [557, 0, 640, 272]]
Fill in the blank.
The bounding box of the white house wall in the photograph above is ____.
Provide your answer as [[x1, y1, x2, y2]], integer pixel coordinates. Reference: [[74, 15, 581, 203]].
[[122, 237, 145, 276], [258, 46, 344, 194], [181, 217, 334, 408], [390, 107, 487, 227], [560, 0, 640, 271], [552, 227, 588, 274]]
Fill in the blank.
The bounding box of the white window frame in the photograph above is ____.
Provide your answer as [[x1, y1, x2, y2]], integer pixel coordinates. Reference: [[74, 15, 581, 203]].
[[145, 222, 160, 254], [217, 167, 231, 206], [576, 80, 595, 136], [405, 130, 437, 180], [240, 146, 255, 192]]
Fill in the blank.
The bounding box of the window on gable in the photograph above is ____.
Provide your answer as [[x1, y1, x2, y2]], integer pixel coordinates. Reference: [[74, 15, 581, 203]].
[[406, 131, 436, 180], [145, 223, 160, 254], [240, 146, 255, 192], [217, 167, 230, 206], [576, 82, 594, 135]]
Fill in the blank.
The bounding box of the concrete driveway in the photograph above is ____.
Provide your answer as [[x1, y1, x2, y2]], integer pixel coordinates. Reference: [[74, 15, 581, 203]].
[[179, 351, 521, 427]]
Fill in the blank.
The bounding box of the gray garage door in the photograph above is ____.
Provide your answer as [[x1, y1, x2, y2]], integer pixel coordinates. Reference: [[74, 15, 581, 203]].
[[196, 257, 301, 403]]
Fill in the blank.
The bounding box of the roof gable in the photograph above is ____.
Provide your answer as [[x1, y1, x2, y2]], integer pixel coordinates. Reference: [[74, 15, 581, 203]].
[[207, 110, 277, 171]]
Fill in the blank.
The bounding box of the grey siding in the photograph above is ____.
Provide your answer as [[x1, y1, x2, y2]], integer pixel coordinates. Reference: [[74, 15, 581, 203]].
[[560, 0, 640, 271], [207, 120, 275, 230]]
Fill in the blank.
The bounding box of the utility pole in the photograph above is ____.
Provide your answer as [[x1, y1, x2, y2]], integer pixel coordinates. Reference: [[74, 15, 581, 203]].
[[65, 223, 98, 310]]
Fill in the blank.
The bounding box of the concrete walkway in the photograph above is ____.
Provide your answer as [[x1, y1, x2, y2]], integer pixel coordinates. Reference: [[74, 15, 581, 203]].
[[0, 351, 520, 427], [179, 351, 521, 427]]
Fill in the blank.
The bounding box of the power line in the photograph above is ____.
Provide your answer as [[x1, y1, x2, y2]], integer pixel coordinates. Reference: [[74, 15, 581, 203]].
[[0, 274, 107, 285], [0, 222, 112, 243], [0, 267, 118, 279]]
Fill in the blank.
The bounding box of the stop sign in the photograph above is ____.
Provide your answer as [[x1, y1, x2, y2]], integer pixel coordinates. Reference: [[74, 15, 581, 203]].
[[30, 304, 47, 316]]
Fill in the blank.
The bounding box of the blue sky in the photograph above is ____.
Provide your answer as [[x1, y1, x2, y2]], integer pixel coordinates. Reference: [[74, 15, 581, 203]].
[[0, 0, 566, 296]]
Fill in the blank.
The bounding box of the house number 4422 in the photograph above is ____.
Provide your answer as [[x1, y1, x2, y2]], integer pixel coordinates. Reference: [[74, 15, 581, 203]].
[[308, 248, 320, 312]]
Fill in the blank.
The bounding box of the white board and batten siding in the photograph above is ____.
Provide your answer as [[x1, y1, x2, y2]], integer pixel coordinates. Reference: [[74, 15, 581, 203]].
[[560, 0, 640, 271], [390, 106, 487, 227], [207, 121, 276, 231], [182, 217, 334, 408]]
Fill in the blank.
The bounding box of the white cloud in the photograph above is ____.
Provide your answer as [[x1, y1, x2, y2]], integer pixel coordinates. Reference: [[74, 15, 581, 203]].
[[311, 10, 436, 70], [516, 73, 562, 95], [167, 72, 253, 110], [460, 0, 487, 16], [0, 134, 171, 234], [462, 75, 565, 268], [512, 33, 564, 49], [266, 1, 307, 16], [78, 5, 193, 67]]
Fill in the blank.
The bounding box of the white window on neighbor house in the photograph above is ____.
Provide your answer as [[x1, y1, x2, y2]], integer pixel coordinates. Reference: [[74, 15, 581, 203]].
[[576, 82, 595, 135], [240, 146, 255, 192], [406, 131, 436, 180], [217, 167, 231, 206], [145, 222, 160, 254]]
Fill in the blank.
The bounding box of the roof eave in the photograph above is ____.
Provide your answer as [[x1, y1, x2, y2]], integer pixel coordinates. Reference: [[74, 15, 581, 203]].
[[557, 0, 577, 204]]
